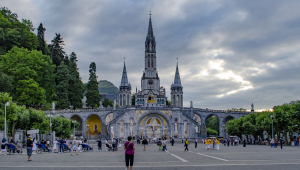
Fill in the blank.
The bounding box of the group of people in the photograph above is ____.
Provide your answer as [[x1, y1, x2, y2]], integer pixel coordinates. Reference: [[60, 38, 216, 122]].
[[1, 137, 23, 155], [52, 137, 90, 154], [205, 138, 220, 150], [102, 137, 123, 151]]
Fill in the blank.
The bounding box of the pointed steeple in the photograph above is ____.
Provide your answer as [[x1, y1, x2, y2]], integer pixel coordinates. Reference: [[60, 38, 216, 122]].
[[120, 61, 129, 87], [147, 14, 154, 39], [172, 61, 182, 87], [145, 13, 156, 53]]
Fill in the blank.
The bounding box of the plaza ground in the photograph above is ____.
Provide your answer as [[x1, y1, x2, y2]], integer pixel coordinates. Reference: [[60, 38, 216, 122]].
[[1, 140, 300, 170]]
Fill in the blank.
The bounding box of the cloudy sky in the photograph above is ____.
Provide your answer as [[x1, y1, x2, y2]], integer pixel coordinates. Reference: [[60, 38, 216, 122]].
[[2, 0, 300, 110]]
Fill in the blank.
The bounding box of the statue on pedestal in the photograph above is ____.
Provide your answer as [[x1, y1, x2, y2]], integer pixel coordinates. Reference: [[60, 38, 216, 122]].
[[52, 102, 55, 110], [190, 101, 193, 108], [195, 126, 198, 133]]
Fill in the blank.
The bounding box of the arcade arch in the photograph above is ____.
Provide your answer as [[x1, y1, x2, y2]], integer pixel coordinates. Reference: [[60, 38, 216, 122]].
[[86, 114, 101, 138], [205, 114, 220, 136], [138, 113, 169, 138], [71, 115, 82, 137]]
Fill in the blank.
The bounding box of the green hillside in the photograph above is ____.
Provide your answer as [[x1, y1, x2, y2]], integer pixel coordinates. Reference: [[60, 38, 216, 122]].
[[98, 80, 119, 94]]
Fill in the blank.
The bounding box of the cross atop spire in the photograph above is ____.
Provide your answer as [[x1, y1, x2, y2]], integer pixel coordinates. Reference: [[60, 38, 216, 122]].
[[149, 10, 152, 16]]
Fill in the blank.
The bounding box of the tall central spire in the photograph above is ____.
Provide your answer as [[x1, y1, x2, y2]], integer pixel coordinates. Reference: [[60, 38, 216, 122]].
[[145, 13, 156, 53], [147, 14, 154, 39]]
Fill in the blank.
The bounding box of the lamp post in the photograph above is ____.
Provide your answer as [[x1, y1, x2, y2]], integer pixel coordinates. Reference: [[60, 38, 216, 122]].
[[47, 114, 53, 147], [270, 115, 274, 139], [72, 121, 76, 137], [4, 102, 10, 139], [86, 125, 89, 144]]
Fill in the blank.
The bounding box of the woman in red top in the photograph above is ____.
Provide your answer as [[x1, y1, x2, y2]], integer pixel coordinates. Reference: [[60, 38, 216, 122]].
[[124, 136, 135, 170]]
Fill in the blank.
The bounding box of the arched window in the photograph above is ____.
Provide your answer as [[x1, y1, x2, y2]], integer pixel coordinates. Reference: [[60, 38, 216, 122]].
[[151, 58, 153, 67], [148, 58, 150, 67]]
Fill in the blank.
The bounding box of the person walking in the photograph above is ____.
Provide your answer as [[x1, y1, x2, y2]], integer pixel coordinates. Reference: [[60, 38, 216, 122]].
[[171, 138, 175, 146], [216, 139, 220, 150], [271, 138, 275, 148], [124, 136, 135, 170], [195, 138, 198, 148], [162, 138, 167, 151], [184, 139, 189, 151], [53, 139, 58, 153], [70, 137, 78, 156], [142, 138, 148, 151], [119, 139, 122, 151], [26, 136, 33, 161], [205, 138, 210, 150], [97, 138, 102, 152], [280, 137, 283, 149], [243, 138, 246, 147], [157, 138, 162, 151], [1, 138, 7, 155], [32, 137, 37, 154]]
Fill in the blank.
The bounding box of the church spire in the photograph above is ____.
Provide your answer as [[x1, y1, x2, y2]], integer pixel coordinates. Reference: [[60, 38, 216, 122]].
[[173, 61, 182, 87], [145, 12, 156, 53], [120, 61, 130, 87]]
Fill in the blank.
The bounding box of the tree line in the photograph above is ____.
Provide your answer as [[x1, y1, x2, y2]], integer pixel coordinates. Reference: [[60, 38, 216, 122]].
[[226, 101, 300, 144], [0, 7, 102, 138], [0, 7, 101, 109]]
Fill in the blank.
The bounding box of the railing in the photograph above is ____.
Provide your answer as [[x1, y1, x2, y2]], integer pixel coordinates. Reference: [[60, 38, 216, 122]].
[[44, 106, 254, 114]]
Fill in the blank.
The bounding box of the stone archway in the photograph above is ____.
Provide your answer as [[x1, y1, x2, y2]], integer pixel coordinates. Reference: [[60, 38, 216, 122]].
[[137, 112, 171, 139], [86, 114, 102, 139], [205, 114, 220, 137], [71, 115, 83, 137]]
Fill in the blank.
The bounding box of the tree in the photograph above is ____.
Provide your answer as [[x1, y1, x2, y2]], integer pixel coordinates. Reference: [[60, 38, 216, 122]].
[[37, 23, 49, 55], [86, 62, 100, 108], [206, 116, 219, 135], [0, 7, 38, 54], [0, 69, 13, 93], [56, 62, 70, 109], [207, 127, 218, 136], [102, 98, 113, 107], [68, 52, 83, 110], [131, 94, 135, 105], [16, 78, 46, 107], [49, 33, 65, 68], [0, 47, 55, 102]]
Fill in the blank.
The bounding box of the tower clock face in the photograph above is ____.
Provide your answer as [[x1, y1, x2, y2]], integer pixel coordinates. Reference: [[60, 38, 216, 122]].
[[148, 79, 154, 85]]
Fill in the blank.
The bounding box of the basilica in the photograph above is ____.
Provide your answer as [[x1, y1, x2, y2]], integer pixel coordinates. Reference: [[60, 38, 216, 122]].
[[50, 15, 249, 140], [119, 14, 182, 108]]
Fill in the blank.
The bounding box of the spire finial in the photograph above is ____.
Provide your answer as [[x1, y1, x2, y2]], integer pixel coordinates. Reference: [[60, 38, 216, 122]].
[[149, 10, 152, 17]]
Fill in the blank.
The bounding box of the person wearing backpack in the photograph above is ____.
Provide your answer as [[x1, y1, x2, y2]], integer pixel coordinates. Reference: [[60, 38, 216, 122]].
[[157, 138, 162, 151], [124, 136, 135, 170], [142, 138, 148, 151], [184, 139, 189, 151]]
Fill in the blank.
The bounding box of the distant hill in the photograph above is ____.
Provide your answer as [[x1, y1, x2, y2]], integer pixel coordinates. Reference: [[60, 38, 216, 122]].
[[98, 80, 119, 94]]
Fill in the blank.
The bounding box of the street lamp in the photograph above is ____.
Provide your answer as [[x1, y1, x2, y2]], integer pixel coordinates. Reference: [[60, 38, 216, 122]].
[[72, 121, 77, 137], [47, 114, 53, 146], [270, 115, 274, 139], [4, 102, 10, 140]]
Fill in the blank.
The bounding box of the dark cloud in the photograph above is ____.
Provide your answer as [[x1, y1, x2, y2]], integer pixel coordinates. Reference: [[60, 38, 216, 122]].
[[3, 0, 300, 110]]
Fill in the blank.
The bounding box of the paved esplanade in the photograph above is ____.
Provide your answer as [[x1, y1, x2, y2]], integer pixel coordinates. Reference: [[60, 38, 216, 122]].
[[1, 141, 300, 170]]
